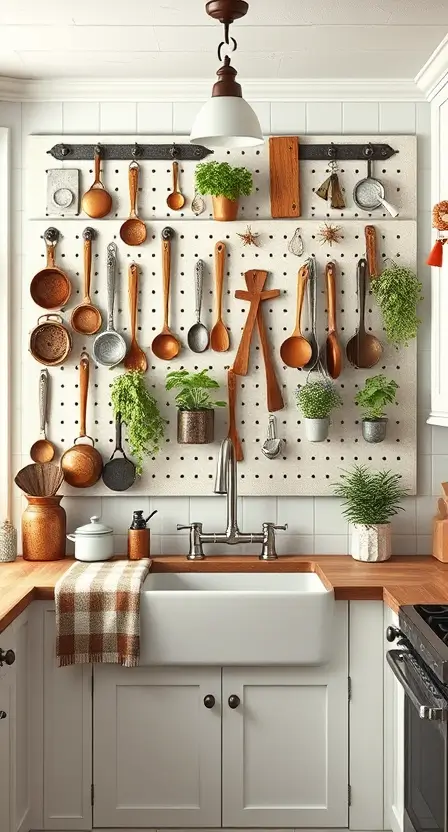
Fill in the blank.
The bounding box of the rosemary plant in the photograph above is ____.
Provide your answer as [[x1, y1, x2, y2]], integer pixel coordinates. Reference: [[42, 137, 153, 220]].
[[332, 465, 407, 526], [110, 371, 165, 476]]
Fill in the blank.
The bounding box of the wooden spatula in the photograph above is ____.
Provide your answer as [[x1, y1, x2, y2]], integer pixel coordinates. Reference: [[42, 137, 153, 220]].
[[233, 270, 268, 376]]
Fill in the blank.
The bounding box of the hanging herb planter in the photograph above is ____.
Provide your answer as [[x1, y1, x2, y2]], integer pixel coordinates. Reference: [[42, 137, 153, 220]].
[[371, 262, 422, 347], [166, 369, 226, 445], [295, 380, 342, 442], [354, 374, 399, 444], [194, 161, 253, 221], [110, 371, 165, 475]]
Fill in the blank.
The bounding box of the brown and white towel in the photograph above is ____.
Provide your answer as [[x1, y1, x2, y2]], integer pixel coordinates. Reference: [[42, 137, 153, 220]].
[[55, 559, 151, 668]]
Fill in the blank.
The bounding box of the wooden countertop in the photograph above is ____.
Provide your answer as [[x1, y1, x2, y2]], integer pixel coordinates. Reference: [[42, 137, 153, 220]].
[[1, 555, 448, 634]]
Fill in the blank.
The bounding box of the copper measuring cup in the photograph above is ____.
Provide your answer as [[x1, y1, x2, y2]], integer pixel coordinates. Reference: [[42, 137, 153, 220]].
[[120, 162, 147, 246], [81, 145, 112, 219]]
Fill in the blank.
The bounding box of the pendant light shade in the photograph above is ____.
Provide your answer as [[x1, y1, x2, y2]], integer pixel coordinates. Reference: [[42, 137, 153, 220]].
[[190, 95, 263, 148]]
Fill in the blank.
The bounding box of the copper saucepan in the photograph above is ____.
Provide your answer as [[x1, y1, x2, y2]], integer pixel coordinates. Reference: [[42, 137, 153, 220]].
[[29, 314, 72, 366], [30, 227, 72, 311], [61, 352, 103, 488]]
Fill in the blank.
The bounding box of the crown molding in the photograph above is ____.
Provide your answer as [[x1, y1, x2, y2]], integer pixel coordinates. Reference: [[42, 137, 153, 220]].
[[415, 33, 448, 101], [0, 76, 425, 103]]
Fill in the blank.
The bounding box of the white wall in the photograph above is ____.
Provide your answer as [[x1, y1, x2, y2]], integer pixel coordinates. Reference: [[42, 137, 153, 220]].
[[3, 96, 439, 557]]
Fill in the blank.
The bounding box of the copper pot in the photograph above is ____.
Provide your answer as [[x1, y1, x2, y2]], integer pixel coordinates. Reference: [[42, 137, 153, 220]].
[[212, 195, 239, 221], [177, 410, 214, 444], [22, 495, 66, 561]]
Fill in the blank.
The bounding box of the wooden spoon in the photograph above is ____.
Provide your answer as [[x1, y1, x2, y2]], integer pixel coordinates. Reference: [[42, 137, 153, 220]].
[[81, 146, 112, 219], [166, 161, 185, 211], [210, 241, 230, 352], [346, 258, 383, 369], [227, 369, 243, 462], [151, 227, 181, 361], [280, 264, 313, 368], [325, 262, 343, 380], [365, 225, 379, 278], [124, 263, 148, 373]]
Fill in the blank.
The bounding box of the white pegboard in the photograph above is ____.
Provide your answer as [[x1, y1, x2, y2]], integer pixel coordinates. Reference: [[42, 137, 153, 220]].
[[22, 212, 417, 497], [26, 134, 417, 222]]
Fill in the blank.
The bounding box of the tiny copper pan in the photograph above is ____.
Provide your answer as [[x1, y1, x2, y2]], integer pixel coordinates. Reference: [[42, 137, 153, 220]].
[[71, 228, 102, 335], [120, 162, 147, 246], [29, 314, 72, 367], [30, 227, 72, 311]]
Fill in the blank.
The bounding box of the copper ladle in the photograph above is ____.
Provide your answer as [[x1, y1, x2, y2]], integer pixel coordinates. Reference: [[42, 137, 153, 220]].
[[280, 263, 313, 368], [30, 369, 56, 463], [81, 146, 112, 219], [70, 228, 102, 335], [166, 161, 185, 211], [151, 227, 181, 360], [325, 261, 343, 379], [120, 162, 147, 247]]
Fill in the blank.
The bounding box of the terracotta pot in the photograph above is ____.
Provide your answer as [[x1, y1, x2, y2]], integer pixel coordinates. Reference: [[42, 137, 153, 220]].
[[22, 495, 66, 561], [212, 195, 239, 222], [350, 523, 391, 562], [177, 410, 214, 444]]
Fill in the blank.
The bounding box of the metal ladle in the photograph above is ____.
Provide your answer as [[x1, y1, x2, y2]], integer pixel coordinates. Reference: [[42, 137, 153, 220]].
[[187, 259, 209, 353], [30, 368, 56, 463]]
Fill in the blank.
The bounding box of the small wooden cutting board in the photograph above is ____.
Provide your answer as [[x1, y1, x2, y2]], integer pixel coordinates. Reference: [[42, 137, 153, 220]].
[[269, 136, 300, 218]]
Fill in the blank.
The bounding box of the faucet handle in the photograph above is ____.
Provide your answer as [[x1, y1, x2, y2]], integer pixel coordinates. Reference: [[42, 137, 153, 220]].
[[262, 522, 288, 531], [177, 522, 205, 560], [177, 522, 203, 532]]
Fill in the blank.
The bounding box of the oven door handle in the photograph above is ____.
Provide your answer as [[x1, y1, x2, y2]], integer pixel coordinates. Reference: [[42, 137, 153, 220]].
[[386, 649, 448, 721]]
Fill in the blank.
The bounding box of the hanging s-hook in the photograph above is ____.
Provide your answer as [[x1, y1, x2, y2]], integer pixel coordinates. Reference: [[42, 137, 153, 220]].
[[217, 20, 237, 61]]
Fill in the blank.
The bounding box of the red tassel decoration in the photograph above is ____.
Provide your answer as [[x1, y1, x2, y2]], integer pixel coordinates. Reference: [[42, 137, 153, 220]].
[[427, 239, 444, 267]]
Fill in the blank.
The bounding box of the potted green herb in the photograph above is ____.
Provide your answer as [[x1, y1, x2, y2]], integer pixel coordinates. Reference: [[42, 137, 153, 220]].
[[332, 465, 407, 562], [295, 380, 342, 442], [355, 374, 399, 443], [166, 369, 226, 444], [194, 161, 253, 221], [110, 371, 165, 475], [371, 263, 423, 347]]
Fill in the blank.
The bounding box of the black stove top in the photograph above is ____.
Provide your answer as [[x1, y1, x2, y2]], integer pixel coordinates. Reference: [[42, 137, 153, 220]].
[[398, 605, 448, 684]]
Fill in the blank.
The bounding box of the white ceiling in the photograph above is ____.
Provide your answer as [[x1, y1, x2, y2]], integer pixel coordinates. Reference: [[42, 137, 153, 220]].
[[0, 0, 446, 80]]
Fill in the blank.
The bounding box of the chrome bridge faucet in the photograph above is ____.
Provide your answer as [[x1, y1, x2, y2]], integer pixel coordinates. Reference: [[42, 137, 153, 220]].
[[178, 437, 286, 560]]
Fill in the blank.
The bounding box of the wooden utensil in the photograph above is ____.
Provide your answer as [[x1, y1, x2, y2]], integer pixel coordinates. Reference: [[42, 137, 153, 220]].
[[166, 161, 185, 211], [120, 162, 147, 246], [227, 369, 243, 462], [233, 270, 268, 376], [60, 352, 103, 488], [438, 498, 448, 519], [325, 262, 343, 380], [30, 369, 56, 463], [210, 241, 230, 353], [280, 264, 313, 368], [365, 225, 379, 278], [269, 136, 300, 218], [102, 415, 136, 492], [346, 258, 383, 369], [30, 228, 72, 311], [124, 263, 148, 372], [442, 483, 448, 498], [15, 462, 64, 497], [70, 228, 102, 335], [29, 314, 72, 366], [151, 227, 180, 360], [81, 146, 112, 219]]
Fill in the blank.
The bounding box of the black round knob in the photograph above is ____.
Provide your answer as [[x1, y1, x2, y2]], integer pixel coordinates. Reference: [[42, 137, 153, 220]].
[[0, 711, 7, 719], [228, 694, 240, 709], [203, 694, 215, 709], [386, 626, 401, 643], [0, 649, 15, 667]]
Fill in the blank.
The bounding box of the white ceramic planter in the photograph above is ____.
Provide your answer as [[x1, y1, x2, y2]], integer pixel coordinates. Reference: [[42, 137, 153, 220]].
[[67, 515, 114, 562], [350, 523, 392, 562], [304, 417, 329, 442]]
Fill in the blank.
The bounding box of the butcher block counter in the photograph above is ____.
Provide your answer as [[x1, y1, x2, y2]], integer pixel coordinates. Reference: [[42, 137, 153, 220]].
[[1, 555, 448, 634]]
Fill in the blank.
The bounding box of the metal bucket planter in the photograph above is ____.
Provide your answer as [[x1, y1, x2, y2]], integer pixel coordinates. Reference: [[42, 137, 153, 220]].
[[177, 410, 214, 444], [304, 417, 329, 442], [212, 195, 239, 222], [350, 523, 391, 562], [362, 418, 388, 443]]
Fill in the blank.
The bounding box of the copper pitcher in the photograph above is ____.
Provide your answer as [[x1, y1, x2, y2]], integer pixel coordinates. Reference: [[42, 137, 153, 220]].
[[22, 495, 66, 561]]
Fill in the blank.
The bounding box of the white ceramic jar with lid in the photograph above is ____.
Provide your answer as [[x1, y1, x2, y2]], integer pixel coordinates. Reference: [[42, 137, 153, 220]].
[[67, 515, 114, 562]]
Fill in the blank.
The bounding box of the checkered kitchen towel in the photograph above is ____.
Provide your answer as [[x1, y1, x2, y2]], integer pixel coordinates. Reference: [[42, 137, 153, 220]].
[[55, 559, 151, 667]]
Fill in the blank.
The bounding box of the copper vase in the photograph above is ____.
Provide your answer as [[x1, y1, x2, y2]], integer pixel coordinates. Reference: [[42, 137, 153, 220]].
[[22, 495, 66, 561], [177, 410, 214, 444], [212, 195, 239, 221]]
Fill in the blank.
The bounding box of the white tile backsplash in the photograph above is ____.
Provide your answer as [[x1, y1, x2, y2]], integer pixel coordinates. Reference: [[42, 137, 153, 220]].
[[277, 496, 314, 535], [271, 102, 306, 135], [342, 102, 379, 134], [99, 102, 137, 133], [379, 102, 416, 134], [306, 102, 342, 134], [137, 102, 173, 134], [63, 102, 100, 133], [101, 496, 150, 535], [314, 534, 348, 555]]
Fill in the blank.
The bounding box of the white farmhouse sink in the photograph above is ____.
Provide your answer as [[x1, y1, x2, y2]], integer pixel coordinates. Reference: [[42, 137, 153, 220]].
[[139, 571, 334, 666]]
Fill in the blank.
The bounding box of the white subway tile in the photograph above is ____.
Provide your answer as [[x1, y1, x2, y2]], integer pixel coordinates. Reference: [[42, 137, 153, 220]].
[[390, 497, 416, 534], [306, 103, 342, 134], [271, 102, 306, 135], [173, 102, 202, 135], [379, 103, 416, 134], [275, 534, 314, 555], [432, 426, 448, 455], [113, 534, 127, 555], [22, 102, 63, 134], [247, 101, 271, 134], [137, 103, 173, 134], [342, 103, 379, 134], [314, 534, 348, 555], [63, 102, 100, 134], [190, 494, 242, 531], [277, 496, 314, 535], [148, 534, 161, 556], [416, 496, 436, 535], [417, 351, 431, 413], [149, 496, 190, 535], [64, 496, 103, 534], [391, 534, 417, 555], [100, 102, 137, 133], [100, 496, 150, 535], [242, 496, 277, 530], [416, 534, 432, 555], [432, 456, 448, 496], [418, 417, 432, 455], [418, 454, 432, 496], [161, 535, 189, 555], [314, 497, 348, 535], [416, 102, 431, 169]]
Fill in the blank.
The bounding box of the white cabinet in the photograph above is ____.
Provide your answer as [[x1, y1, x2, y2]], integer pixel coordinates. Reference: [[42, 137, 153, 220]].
[[93, 665, 221, 829], [0, 659, 15, 832], [384, 608, 405, 832]]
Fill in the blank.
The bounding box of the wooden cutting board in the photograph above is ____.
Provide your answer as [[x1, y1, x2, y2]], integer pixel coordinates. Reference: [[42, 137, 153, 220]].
[[269, 136, 300, 218]]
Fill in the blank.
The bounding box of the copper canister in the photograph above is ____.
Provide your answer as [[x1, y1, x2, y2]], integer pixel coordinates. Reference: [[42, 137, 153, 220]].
[[22, 495, 66, 561], [128, 529, 150, 561], [177, 410, 214, 444]]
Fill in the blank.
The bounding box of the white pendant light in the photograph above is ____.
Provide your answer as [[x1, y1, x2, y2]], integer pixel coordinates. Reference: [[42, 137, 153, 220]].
[[190, 1, 263, 149]]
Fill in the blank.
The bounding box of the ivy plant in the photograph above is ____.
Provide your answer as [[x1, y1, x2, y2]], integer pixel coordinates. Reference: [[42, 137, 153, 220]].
[[354, 375, 399, 421], [166, 369, 226, 411], [332, 465, 407, 526], [194, 161, 253, 201], [110, 371, 165, 475], [295, 380, 342, 419], [371, 263, 423, 347]]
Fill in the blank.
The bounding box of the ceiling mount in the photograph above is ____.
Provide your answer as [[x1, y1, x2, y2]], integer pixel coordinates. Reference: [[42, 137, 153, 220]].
[[205, 0, 249, 23]]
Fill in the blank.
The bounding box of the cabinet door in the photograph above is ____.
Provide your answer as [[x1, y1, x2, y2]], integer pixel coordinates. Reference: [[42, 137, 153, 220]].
[[222, 607, 348, 828], [14, 610, 31, 832], [0, 668, 15, 832], [42, 608, 92, 830], [93, 665, 221, 828], [384, 608, 404, 832]]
